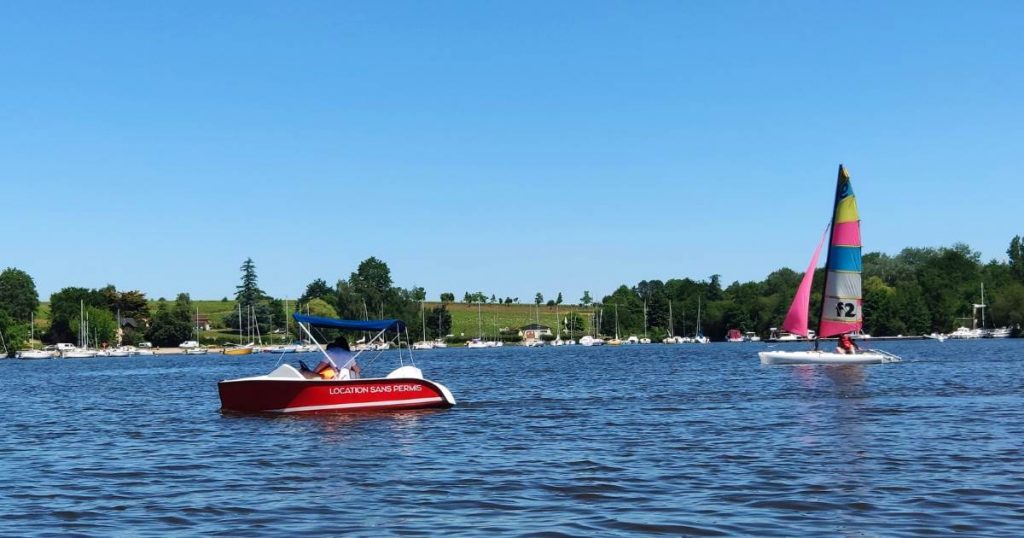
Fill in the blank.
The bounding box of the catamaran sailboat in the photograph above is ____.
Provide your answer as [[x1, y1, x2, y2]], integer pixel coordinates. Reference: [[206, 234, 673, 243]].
[[218, 314, 456, 413], [759, 165, 900, 365]]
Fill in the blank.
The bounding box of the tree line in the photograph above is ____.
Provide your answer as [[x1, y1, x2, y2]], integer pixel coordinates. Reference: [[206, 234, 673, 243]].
[[1, 237, 1021, 355], [593, 239, 1024, 340]]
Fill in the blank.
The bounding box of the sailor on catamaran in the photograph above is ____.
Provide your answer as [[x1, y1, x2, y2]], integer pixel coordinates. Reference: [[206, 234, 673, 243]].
[[836, 333, 859, 355]]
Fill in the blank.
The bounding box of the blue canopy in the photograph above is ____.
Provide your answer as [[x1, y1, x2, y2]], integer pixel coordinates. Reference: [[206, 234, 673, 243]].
[[293, 313, 406, 332]]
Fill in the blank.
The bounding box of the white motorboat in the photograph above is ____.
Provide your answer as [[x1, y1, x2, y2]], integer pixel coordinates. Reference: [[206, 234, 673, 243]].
[[984, 327, 1012, 338], [185, 347, 209, 355], [624, 336, 639, 345], [744, 331, 761, 342], [412, 341, 435, 350], [266, 344, 300, 354], [466, 338, 489, 349], [432, 339, 448, 349], [947, 326, 981, 339], [59, 342, 98, 359]]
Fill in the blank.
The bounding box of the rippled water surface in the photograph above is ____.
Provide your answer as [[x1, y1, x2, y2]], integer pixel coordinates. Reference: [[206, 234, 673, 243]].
[[2, 340, 1023, 536]]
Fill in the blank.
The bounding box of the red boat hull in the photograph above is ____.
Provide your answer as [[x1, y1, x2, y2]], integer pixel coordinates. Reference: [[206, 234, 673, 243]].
[[218, 377, 454, 414]]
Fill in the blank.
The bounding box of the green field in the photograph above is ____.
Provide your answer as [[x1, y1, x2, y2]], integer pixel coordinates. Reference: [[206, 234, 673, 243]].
[[424, 302, 596, 339], [33, 300, 599, 343]]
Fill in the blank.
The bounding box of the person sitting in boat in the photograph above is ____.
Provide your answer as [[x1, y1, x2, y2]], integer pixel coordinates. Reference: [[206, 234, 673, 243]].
[[326, 336, 361, 379], [836, 333, 859, 355], [298, 337, 361, 379]]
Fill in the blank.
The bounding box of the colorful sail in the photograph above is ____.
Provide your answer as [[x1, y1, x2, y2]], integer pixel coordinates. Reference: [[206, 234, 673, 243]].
[[781, 226, 830, 337], [818, 165, 863, 338]]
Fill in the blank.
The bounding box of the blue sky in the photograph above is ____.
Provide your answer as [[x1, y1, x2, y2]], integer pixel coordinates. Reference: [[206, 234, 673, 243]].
[[2, 1, 1022, 302]]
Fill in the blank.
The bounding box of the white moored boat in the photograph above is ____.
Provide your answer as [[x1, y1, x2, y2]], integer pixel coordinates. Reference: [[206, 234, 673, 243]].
[[758, 165, 900, 366], [17, 348, 56, 359]]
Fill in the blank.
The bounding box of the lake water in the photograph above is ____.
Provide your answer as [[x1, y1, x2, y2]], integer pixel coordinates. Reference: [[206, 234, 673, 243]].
[[2, 340, 1022, 536]]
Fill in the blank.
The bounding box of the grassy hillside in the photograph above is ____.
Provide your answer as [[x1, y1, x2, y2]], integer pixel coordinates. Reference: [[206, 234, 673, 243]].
[[32, 300, 601, 342], [425, 302, 597, 339]]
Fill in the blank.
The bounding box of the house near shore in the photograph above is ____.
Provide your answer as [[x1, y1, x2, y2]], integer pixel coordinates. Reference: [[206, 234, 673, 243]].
[[195, 314, 212, 331], [519, 323, 552, 343]]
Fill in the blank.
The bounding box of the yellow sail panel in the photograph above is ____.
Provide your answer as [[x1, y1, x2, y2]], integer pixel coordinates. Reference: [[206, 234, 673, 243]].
[[834, 195, 858, 224]]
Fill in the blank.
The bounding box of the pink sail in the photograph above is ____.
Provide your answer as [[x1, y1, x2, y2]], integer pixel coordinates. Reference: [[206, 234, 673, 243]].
[[781, 226, 830, 337]]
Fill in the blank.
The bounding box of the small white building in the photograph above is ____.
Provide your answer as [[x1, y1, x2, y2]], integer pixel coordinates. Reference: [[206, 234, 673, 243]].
[[519, 324, 552, 344]]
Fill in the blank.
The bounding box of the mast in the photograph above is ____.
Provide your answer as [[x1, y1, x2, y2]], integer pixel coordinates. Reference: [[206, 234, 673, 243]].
[[696, 296, 701, 337], [643, 300, 648, 339], [668, 301, 674, 338], [981, 283, 986, 330], [421, 300, 427, 341], [238, 303, 243, 344], [614, 303, 620, 340], [814, 164, 845, 350], [556, 304, 560, 340]]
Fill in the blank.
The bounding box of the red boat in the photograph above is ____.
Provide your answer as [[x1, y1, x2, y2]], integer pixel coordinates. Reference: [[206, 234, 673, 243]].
[[218, 315, 456, 414]]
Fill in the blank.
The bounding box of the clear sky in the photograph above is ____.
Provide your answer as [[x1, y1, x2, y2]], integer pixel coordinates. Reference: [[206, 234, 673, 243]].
[[2, 1, 1022, 302]]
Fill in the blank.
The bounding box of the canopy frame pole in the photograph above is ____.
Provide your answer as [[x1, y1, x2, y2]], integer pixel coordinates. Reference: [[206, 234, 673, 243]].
[[299, 321, 335, 366]]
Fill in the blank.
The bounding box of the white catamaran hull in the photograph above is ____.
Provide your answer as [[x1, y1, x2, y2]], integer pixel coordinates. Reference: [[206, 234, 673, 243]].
[[759, 350, 900, 365]]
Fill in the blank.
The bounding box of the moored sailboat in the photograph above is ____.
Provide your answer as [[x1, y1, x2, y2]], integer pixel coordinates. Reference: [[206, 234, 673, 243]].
[[759, 165, 900, 365]]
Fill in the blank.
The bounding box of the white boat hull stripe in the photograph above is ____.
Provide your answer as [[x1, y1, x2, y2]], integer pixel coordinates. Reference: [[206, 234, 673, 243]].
[[270, 396, 444, 413]]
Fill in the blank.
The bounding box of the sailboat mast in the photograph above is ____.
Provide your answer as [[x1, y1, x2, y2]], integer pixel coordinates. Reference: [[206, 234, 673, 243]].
[[668, 301, 674, 337], [614, 303, 619, 339], [981, 283, 986, 329], [814, 165, 845, 350]]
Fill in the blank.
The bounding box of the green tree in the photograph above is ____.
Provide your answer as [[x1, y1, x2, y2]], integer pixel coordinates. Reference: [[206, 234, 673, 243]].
[[112, 290, 150, 321], [71, 307, 118, 347], [535, 292, 544, 305], [991, 282, 1024, 330], [0, 311, 28, 357], [235, 258, 266, 306], [145, 294, 194, 346], [1008, 235, 1024, 282], [299, 278, 335, 307], [227, 258, 273, 332], [562, 312, 586, 337], [46, 287, 107, 343], [580, 291, 592, 306], [0, 268, 40, 323], [426, 304, 453, 339], [306, 298, 339, 319], [440, 292, 455, 303], [556, 292, 563, 305]]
